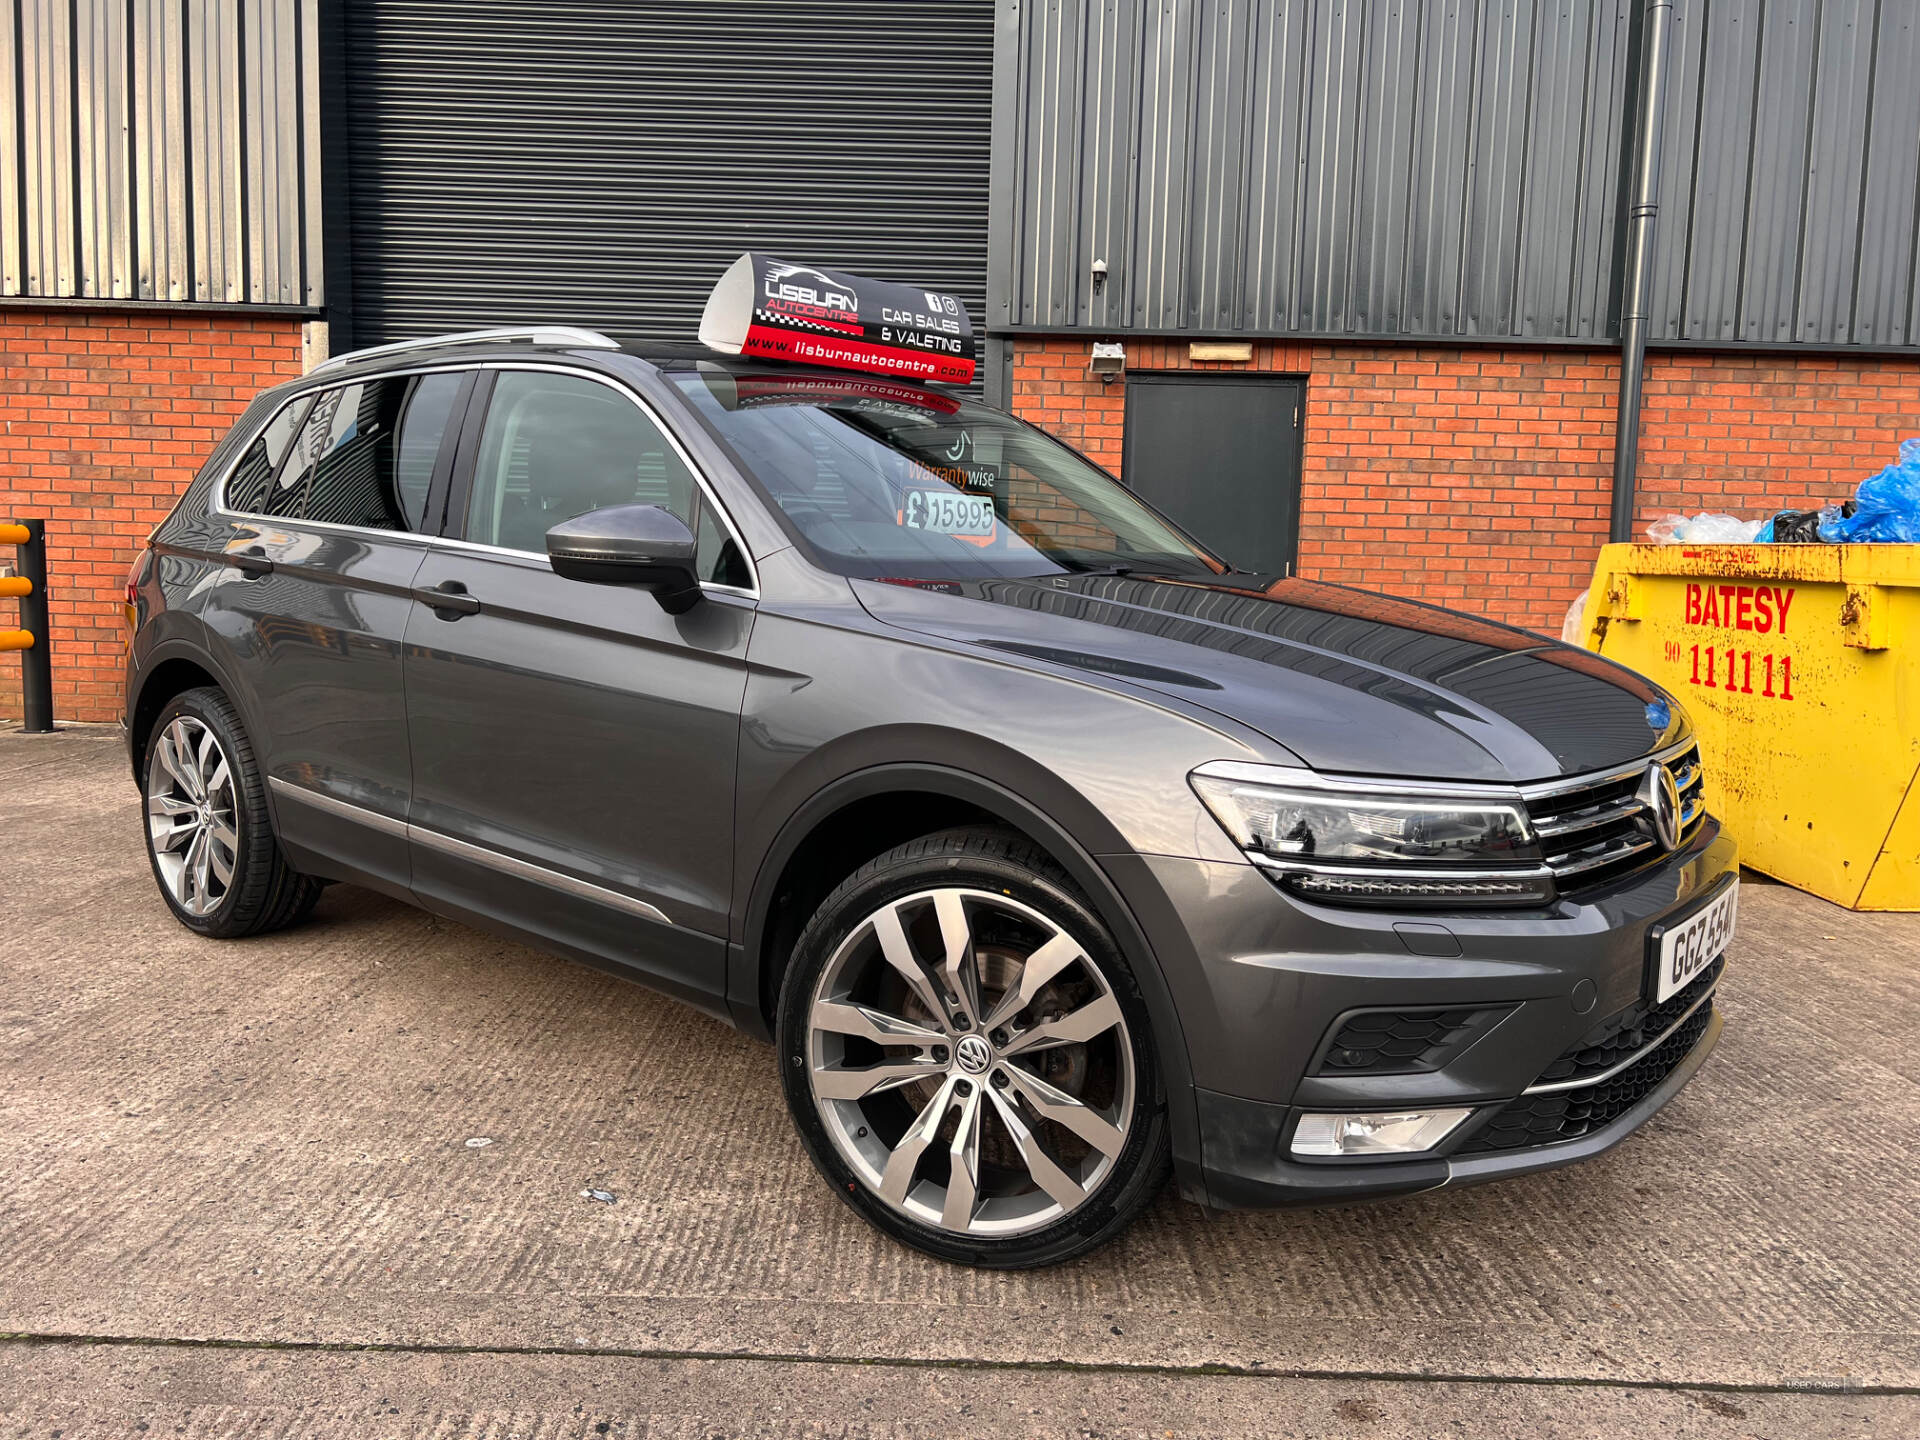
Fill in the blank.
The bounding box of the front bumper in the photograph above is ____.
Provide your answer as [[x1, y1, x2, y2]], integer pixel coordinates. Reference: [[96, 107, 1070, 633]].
[[1194, 1005, 1722, 1208], [1105, 816, 1737, 1209]]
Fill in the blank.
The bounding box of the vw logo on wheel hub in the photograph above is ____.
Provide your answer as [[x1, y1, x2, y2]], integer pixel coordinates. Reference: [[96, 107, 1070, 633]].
[[955, 1034, 993, 1075]]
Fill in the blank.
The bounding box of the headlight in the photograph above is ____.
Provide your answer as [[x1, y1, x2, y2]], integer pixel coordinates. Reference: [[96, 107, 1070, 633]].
[[1190, 762, 1554, 907]]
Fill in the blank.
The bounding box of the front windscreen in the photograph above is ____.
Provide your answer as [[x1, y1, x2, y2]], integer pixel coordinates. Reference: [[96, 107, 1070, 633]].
[[667, 370, 1222, 582]]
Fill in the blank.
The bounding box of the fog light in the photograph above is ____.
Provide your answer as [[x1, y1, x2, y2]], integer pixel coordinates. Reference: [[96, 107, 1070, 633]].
[[1291, 1108, 1473, 1157]]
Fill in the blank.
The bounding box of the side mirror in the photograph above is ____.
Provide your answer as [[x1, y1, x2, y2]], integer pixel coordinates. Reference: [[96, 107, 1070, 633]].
[[546, 504, 702, 613]]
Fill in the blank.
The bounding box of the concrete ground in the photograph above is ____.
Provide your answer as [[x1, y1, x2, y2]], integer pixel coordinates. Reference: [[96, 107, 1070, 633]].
[[2, 727, 1916, 1439]]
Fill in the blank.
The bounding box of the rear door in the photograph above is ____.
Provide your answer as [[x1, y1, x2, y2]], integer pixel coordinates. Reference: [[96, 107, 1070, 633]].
[[213, 367, 472, 894], [400, 366, 756, 1013]]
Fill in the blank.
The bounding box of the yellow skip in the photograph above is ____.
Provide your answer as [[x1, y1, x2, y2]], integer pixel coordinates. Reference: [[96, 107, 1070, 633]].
[[1577, 542, 1920, 910]]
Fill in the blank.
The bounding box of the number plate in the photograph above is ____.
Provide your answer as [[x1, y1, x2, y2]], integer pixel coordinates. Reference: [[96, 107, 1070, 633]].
[[904, 489, 995, 536], [1651, 879, 1737, 1003]]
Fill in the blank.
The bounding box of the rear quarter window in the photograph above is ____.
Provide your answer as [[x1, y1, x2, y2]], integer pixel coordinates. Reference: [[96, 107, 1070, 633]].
[[221, 373, 463, 532]]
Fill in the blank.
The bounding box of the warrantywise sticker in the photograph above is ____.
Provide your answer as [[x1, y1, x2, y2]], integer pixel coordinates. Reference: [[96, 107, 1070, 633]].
[[699, 254, 976, 385]]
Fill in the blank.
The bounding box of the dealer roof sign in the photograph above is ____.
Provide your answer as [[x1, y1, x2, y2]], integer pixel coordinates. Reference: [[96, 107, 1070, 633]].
[[698, 254, 975, 386]]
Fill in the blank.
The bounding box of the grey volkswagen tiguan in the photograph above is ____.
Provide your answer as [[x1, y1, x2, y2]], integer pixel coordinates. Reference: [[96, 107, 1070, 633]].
[[124, 326, 1738, 1267]]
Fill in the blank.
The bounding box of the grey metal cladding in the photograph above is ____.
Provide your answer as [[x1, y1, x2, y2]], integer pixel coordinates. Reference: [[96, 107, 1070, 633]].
[[2, 0, 320, 306], [1646, 0, 1920, 349], [994, 0, 1920, 350], [338, 0, 993, 362]]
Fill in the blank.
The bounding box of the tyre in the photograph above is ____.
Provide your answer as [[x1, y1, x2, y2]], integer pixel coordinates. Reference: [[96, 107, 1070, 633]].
[[141, 687, 322, 939], [777, 826, 1169, 1267]]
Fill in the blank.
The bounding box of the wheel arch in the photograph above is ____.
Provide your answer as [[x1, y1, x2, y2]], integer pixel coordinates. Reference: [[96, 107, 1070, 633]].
[[127, 631, 255, 784], [730, 761, 1200, 1180]]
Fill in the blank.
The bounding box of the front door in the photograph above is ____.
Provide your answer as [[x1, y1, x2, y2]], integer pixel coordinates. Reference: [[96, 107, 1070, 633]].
[[401, 366, 757, 1014], [1122, 374, 1305, 576]]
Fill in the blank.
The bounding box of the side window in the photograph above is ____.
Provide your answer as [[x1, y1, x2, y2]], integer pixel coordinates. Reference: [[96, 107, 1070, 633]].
[[273, 380, 407, 528], [222, 375, 459, 533], [467, 371, 703, 551], [223, 394, 313, 515], [696, 506, 752, 588], [394, 373, 465, 531]]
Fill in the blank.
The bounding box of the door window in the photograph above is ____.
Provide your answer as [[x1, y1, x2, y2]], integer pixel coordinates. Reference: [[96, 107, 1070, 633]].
[[466, 370, 748, 586], [394, 373, 465, 531], [223, 374, 462, 531]]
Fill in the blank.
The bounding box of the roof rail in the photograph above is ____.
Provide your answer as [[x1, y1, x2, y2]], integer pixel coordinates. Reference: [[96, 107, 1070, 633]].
[[310, 326, 621, 375]]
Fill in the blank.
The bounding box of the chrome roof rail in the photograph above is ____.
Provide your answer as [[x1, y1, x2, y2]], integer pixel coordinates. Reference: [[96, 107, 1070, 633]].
[[310, 326, 621, 375]]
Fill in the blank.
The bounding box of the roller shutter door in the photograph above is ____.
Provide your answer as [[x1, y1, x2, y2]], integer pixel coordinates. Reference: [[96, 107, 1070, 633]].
[[336, 0, 993, 365]]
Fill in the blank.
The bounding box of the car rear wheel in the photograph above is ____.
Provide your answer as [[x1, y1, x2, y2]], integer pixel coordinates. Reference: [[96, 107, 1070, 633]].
[[142, 687, 321, 938], [777, 827, 1169, 1267]]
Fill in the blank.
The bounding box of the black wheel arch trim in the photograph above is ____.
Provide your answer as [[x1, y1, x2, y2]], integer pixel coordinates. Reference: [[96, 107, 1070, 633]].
[[730, 760, 1204, 1192]]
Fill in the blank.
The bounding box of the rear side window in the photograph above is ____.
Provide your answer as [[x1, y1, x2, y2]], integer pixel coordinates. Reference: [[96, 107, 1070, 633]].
[[221, 374, 463, 533], [222, 395, 313, 514]]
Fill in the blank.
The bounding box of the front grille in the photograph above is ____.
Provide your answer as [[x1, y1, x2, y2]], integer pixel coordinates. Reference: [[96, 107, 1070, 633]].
[[1458, 1002, 1714, 1153], [1315, 1005, 1510, 1076], [1531, 957, 1723, 1089], [1526, 744, 1705, 894]]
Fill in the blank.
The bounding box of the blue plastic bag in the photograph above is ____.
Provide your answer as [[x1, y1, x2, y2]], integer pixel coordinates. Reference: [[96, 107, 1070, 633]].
[[1821, 438, 1920, 542]]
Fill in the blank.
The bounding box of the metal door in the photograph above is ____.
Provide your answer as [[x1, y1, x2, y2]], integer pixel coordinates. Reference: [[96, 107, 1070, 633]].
[[1122, 374, 1306, 577], [332, 0, 992, 368]]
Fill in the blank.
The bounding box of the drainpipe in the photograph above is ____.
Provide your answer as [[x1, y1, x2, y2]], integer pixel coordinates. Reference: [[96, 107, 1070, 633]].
[[1609, 0, 1674, 543]]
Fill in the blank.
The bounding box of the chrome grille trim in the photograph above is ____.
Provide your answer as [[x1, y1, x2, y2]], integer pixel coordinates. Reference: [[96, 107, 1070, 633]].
[[1543, 833, 1657, 877], [1517, 735, 1700, 803], [1532, 795, 1648, 840], [1525, 738, 1705, 892], [1522, 976, 1721, 1094]]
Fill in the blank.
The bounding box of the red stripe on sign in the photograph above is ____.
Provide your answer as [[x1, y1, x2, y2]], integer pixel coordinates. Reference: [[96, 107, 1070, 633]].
[[741, 323, 976, 385]]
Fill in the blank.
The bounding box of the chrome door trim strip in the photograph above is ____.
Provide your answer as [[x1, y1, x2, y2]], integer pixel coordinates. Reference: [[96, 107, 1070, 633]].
[[406, 824, 672, 926], [268, 775, 409, 837], [267, 777, 672, 927], [1521, 977, 1720, 1095]]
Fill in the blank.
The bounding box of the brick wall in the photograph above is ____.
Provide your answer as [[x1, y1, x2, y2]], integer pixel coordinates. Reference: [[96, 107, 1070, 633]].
[[1011, 338, 1920, 635], [3, 317, 1913, 724], [0, 308, 305, 724]]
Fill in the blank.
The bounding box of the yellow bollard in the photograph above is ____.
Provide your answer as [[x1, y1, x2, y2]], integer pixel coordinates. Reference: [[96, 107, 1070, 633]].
[[0, 576, 30, 598], [0, 524, 29, 545], [0, 629, 33, 652]]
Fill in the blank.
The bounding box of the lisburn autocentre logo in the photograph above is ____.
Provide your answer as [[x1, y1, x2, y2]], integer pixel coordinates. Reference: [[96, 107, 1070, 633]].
[[762, 263, 861, 331]]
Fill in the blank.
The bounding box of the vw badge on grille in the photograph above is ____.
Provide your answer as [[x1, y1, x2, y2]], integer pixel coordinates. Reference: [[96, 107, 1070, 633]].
[[1637, 762, 1682, 850]]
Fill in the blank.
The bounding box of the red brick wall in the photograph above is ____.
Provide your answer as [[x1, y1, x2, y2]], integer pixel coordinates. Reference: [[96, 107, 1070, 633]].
[[1011, 338, 1920, 635], [0, 308, 305, 724]]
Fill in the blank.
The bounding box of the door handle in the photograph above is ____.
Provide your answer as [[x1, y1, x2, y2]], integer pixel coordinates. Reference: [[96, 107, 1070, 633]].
[[414, 580, 481, 617], [229, 550, 273, 578]]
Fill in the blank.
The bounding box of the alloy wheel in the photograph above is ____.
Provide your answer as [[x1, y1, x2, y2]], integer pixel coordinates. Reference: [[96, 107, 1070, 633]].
[[805, 887, 1136, 1238], [145, 715, 239, 917]]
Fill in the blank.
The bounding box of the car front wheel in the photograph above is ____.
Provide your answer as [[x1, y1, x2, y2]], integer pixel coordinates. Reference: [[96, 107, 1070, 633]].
[[777, 827, 1169, 1267]]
